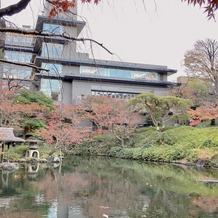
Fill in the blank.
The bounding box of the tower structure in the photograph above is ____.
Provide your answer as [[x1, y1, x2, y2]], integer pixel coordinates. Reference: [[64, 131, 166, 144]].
[[1, 1, 179, 104], [33, 1, 178, 104]]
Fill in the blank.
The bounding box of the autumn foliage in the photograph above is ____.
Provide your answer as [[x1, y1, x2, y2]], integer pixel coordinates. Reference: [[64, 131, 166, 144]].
[[0, 83, 50, 136], [49, 0, 218, 19], [0, 83, 18, 127], [188, 102, 218, 121], [182, 0, 218, 19], [49, 0, 101, 17], [37, 104, 91, 149], [81, 96, 140, 147], [0, 82, 93, 150]]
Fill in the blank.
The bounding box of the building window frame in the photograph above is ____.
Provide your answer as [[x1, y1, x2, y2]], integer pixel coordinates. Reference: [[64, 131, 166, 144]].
[[91, 90, 139, 99], [80, 66, 160, 81], [41, 62, 62, 76], [40, 78, 62, 101], [42, 23, 64, 34], [4, 50, 32, 63], [41, 43, 63, 58]]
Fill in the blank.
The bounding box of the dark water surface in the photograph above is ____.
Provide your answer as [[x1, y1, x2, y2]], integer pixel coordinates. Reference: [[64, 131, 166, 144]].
[[0, 157, 218, 218]]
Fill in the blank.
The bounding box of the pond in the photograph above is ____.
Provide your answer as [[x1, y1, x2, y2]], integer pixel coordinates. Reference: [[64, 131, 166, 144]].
[[0, 156, 218, 218]]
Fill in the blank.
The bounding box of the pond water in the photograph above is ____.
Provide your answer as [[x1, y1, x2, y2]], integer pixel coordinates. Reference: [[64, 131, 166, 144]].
[[0, 157, 218, 218]]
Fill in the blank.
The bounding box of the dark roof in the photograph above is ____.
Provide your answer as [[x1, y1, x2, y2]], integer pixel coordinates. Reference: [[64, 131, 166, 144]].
[[63, 74, 178, 87], [0, 128, 25, 143], [36, 73, 180, 88], [35, 15, 86, 36], [36, 56, 177, 76]]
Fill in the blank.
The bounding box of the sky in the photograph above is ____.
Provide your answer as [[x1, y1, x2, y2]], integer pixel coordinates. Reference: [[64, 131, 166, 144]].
[[2, 0, 218, 81]]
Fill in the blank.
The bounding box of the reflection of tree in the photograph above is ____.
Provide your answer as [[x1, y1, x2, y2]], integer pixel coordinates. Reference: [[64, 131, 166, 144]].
[[145, 188, 191, 218], [0, 165, 52, 218], [0, 193, 49, 218], [34, 159, 145, 217], [79, 173, 144, 217], [190, 195, 218, 216], [0, 211, 43, 218], [31, 158, 218, 217], [0, 166, 49, 218], [130, 163, 218, 218], [35, 171, 90, 204], [0, 169, 29, 196], [1, 158, 218, 217]]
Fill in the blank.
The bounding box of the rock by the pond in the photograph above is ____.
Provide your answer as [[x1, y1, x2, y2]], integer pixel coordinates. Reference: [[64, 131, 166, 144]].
[[1, 163, 19, 171], [197, 180, 218, 184]]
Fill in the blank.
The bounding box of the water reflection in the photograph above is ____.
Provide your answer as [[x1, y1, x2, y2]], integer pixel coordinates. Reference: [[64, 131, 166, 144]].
[[0, 157, 218, 217]]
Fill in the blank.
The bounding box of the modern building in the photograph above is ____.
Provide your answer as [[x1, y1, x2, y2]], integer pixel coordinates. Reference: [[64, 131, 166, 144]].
[[0, 21, 35, 89], [1, 1, 178, 104]]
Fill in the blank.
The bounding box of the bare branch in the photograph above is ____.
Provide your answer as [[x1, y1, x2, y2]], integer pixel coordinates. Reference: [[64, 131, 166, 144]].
[[6, 78, 25, 91], [0, 0, 31, 18], [0, 59, 49, 72], [0, 28, 113, 55]]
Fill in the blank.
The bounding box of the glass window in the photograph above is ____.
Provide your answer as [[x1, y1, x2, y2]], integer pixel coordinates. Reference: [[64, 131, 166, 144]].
[[41, 79, 61, 96], [41, 63, 62, 76], [3, 65, 32, 79], [41, 43, 63, 58], [80, 66, 159, 81], [133, 71, 159, 80], [109, 68, 132, 79], [5, 33, 34, 47], [42, 23, 64, 34], [91, 90, 139, 99], [80, 66, 108, 77], [4, 51, 32, 63]]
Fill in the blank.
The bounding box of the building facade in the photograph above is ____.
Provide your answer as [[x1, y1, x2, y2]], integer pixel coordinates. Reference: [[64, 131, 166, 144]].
[[0, 22, 35, 88], [1, 2, 178, 104]]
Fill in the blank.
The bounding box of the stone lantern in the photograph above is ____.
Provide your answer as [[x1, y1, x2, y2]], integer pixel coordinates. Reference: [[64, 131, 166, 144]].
[[25, 139, 40, 159]]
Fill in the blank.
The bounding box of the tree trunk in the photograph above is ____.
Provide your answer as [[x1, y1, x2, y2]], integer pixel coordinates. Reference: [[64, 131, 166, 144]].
[[214, 77, 218, 95], [149, 113, 159, 128]]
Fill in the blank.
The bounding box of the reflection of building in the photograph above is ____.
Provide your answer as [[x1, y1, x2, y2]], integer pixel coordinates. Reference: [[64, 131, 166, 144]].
[[56, 205, 86, 218], [0, 197, 15, 208], [1, 1, 178, 103]]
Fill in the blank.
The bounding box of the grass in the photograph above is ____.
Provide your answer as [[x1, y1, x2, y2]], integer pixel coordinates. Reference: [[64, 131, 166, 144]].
[[78, 125, 218, 165]]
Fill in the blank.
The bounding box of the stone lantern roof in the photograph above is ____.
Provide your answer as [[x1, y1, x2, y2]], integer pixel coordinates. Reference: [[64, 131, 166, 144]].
[[0, 127, 25, 143]]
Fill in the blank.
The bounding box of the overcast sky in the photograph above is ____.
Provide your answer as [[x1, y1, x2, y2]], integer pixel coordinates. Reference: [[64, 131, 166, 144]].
[[2, 0, 218, 81]]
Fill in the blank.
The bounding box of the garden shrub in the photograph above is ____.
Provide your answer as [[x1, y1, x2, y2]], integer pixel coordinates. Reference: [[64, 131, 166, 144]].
[[170, 147, 186, 160], [132, 148, 143, 159], [143, 130, 179, 146], [93, 134, 112, 142], [202, 139, 216, 148], [72, 125, 218, 164], [185, 149, 199, 163], [211, 154, 218, 165], [9, 144, 28, 160], [109, 146, 123, 156], [196, 120, 211, 128], [117, 148, 134, 159]]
